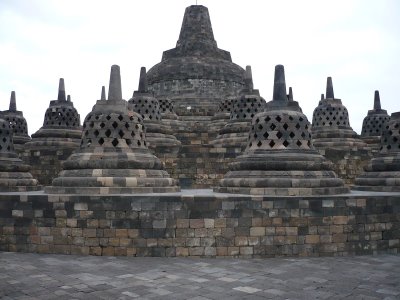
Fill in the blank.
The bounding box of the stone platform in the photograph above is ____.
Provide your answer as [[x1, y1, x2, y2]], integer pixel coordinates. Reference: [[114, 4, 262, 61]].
[[0, 252, 399, 299], [0, 189, 399, 258]]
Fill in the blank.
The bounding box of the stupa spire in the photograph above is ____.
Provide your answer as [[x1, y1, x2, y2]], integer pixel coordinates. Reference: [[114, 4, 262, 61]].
[[272, 65, 287, 102], [138, 67, 148, 93], [9, 91, 16, 111], [244, 65, 254, 91], [67, 95, 71, 102], [101, 86, 106, 100], [374, 90, 381, 110], [177, 5, 217, 48], [57, 78, 66, 101], [288, 87, 293, 101], [321, 94, 324, 100], [108, 65, 122, 101], [326, 77, 334, 99]]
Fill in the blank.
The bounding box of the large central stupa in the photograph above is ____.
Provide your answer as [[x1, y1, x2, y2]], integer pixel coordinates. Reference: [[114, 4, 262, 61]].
[[147, 5, 245, 116]]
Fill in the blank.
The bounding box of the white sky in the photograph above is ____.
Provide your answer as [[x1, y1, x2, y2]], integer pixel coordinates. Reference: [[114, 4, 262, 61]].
[[0, 0, 399, 135]]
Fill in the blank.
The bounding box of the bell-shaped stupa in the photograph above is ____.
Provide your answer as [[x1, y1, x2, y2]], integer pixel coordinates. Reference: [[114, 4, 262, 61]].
[[0, 116, 40, 191], [210, 66, 265, 149], [311, 77, 367, 149], [46, 65, 179, 194], [353, 111, 400, 192], [360, 91, 390, 151], [0, 91, 31, 153], [128, 67, 181, 155], [147, 5, 245, 116], [215, 65, 349, 195]]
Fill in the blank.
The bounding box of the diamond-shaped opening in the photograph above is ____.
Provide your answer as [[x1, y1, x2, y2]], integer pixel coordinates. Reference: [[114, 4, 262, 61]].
[[112, 121, 118, 129], [131, 131, 135, 137], [263, 131, 269, 139], [126, 139, 132, 146], [393, 137, 398, 143], [270, 123, 276, 130], [296, 140, 302, 147], [137, 140, 141, 146], [118, 115, 123, 121], [106, 115, 111, 120], [119, 130, 124, 138], [305, 124, 309, 130], [276, 131, 283, 139], [85, 130, 89, 136], [89, 122, 94, 128], [269, 140, 275, 148], [94, 130, 99, 137], [275, 116, 282, 122], [258, 124, 263, 130], [257, 141, 262, 147], [290, 132, 296, 138], [265, 116, 271, 122], [283, 140, 289, 147], [387, 145, 392, 150], [253, 133, 258, 138], [249, 142, 252, 147], [283, 123, 289, 130], [2, 137, 6, 143], [112, 139, 119, 147], [105, 129, 111, 137], [100, 122, 105, 128], [98, 137, 104, 145], [301, 132, 306, 138], [125, 122, 130, 129], [307, 141, 311, 147], [295, 123, 300, 129]]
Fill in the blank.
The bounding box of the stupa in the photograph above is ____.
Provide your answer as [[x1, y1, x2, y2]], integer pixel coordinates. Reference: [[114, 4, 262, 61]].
[[128, 67, 181, 155], [0, 91, 31, 153], [360, 90, 390, 151], [46, 65, 179, 194], [353, 111, 400, 192], [147, 5, 245, 116], [210, 66, 265, 149], [22, 79, 82, 184], [311, 77, 367, 149], [0, 116, 40, 191], [215, 65, 349, 195]]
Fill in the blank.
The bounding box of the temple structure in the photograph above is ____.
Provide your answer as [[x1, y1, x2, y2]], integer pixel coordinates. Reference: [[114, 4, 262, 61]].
[[0, 116, 40, 191], [46, 65, 179, 194], [21, 79, 81, 184], [360, 90, 390, 152], [216, 65, 348, 195], [0, 91, 31, 154], [353, 111, 400, 192]]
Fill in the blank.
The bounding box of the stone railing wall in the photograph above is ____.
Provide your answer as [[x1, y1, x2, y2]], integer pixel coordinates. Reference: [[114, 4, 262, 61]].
[[0, 192, 399, 257]]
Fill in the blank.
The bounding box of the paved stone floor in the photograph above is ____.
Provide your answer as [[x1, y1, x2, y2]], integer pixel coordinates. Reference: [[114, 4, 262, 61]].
[[0, 252, 399, 300]]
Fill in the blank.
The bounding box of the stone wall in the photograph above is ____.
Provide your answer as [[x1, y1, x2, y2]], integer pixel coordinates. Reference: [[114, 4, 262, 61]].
[[1, 192, 399, 257]]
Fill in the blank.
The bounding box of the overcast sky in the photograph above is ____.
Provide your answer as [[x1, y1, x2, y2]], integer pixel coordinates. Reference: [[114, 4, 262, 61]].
[[0, 0, 399, 135]]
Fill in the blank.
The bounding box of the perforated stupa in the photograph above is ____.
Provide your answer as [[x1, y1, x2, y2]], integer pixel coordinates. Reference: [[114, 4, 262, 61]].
[[215, 65, 349, 195], [311, 77, 367, 149], [360, 90, 390, 150], [46, 65, 179, 194], [0, 91, 31, 150]]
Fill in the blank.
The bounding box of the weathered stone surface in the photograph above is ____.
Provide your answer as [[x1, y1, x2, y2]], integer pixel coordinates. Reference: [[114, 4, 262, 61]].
[[354, 111, 400, 192], [45, 65, 179, 194], [0, 116, 40, 191], [216, 65, 349, 195]]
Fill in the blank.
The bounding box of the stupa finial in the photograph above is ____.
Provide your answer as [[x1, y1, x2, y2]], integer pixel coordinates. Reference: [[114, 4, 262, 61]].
[[272, 65, 287, 102], [108, 65, 122, 101], [288, 87, 293, 101], [321, 93, 325, 100], [244, 65, 254, 91], [9, 91, 16, 111], [67, 95, 71, 102], [326, 77, 334, 99], [101, 86, 106, 100], [57, 78, 66, 101], [138, 67, 148, 93], [374, 90, 381, 110]]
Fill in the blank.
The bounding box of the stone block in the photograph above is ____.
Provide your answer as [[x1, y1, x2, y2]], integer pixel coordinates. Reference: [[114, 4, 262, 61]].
[[190, 219, 204, 228], [74, 203, 88, 211], [305, 235, 320, 244], [250, 227, 265, 236]]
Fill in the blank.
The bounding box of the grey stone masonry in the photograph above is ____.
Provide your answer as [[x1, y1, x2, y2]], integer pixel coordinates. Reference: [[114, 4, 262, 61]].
[[215, 65, 349, 195], [0, 91, 31, 154], [354, 111, 400, 192], [128, 67, 181, 155], [361, 90, 390, 152], [311, 77, 367, 150], [21, 79, 82, 185], [211, 66, 265, 149], [147, 5, 245, 116], [0, 116, 40, 191], [45, 65, 180, 194]]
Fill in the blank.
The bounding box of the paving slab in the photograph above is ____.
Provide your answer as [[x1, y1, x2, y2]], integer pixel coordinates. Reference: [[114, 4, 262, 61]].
[[0, 252, 399, 299]]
